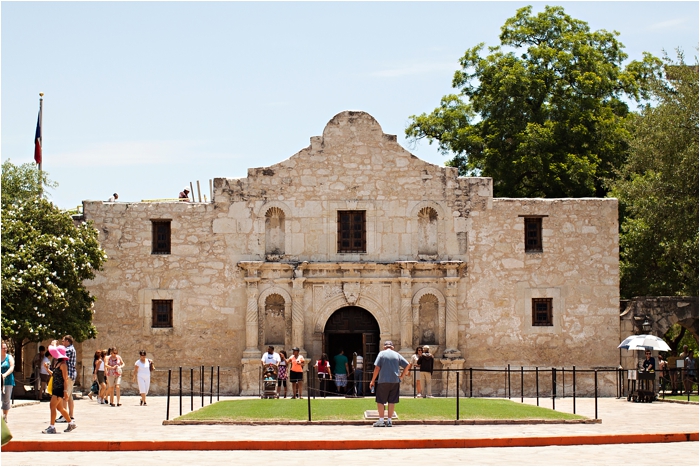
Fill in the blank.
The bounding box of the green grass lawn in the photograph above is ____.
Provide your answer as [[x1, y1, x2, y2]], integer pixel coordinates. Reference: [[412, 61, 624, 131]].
[[176, 398, 586, 422], [663, 394, 698, 402]]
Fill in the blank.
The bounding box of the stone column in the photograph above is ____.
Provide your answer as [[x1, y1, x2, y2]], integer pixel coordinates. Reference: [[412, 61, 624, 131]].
[[292, 277, 306, 354], [398, 262, 414, 354], [239, 262, 262, 395], [243, 277, 261, 358], [443, 277, 460, 357]]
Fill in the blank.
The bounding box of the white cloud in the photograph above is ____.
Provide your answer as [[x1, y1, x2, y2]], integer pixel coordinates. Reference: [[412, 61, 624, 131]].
[[368, 61, 457, 78], [50, 140, 235, 167], [648, 18, 687, 31]]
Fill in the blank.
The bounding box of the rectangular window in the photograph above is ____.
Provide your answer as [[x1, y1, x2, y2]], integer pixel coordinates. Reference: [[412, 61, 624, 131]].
[[532, 298, 553, 326], [524, 217, 543, 252], [152, 220, 171, 254], [337, 211, 366, 253], [152, 300, 173, 328]]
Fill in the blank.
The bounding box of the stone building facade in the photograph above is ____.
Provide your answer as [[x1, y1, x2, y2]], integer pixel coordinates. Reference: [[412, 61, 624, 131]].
[[80, 111, 620, 396]]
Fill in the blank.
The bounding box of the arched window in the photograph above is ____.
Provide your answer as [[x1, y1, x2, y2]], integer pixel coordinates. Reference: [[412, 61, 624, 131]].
[[417, 207, 438, 255], [416, 294, 439, 345], [263, 293, 286, 345], [265, 207, 285, 255]]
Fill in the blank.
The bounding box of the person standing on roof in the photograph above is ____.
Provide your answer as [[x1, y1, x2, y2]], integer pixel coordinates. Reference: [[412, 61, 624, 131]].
[[179, 187, 190, 201]]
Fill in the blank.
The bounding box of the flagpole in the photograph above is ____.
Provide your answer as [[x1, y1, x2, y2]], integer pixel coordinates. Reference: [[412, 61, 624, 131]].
[[38, 93, 43, 173]]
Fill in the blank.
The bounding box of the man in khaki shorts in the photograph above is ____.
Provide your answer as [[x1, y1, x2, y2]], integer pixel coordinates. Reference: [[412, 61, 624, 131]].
[[369, 341, 411, 427]]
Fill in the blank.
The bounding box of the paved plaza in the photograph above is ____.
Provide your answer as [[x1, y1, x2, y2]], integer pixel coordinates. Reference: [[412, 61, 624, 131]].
[[1, 395, 697, 466]]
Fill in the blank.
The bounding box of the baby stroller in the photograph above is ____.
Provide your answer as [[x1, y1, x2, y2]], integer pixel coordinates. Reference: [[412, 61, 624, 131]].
[[261, 364, 279, 399]]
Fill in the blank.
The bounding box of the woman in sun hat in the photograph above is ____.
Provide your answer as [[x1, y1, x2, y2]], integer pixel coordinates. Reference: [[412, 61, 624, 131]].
[[42, 344, 76, 434]]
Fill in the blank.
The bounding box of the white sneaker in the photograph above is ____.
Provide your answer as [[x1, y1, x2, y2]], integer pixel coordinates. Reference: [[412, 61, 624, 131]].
[[372, 420, 386, 427], [386, 418, 393, 427], [416, 393, 422, 398]]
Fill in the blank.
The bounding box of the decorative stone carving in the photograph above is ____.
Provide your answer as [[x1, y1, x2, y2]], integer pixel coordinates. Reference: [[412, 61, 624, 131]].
[[243, 277, 260, 358], [343, 282, 360, 305], [324, 285, 343, 300]]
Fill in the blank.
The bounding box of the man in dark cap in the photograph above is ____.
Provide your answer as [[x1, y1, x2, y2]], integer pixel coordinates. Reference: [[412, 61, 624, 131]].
[[369, 340, 410, 427]]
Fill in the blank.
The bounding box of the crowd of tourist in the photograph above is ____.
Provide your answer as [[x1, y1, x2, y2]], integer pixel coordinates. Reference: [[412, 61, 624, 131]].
[[260, 344, 436, 400], [1, 339, 156, 435]]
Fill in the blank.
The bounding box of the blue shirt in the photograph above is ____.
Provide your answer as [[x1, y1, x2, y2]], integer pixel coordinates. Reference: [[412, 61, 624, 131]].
[[374, 349, 409, 384]]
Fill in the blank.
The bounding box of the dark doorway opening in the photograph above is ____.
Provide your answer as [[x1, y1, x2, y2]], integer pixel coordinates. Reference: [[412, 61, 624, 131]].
[[323, 306, 380, 396]]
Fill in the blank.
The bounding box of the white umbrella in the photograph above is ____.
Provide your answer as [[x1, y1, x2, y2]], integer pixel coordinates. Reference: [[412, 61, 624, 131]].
[[618, 334, 671, 352]]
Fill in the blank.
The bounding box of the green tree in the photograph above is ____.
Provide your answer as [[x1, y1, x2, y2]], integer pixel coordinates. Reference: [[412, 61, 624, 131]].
[[609, 52, 699, 298], [1, 160, 107, 345], [406, 5, 659, 198]]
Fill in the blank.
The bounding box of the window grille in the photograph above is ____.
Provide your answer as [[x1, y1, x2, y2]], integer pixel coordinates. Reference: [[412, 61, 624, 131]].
[[337, 211, 366, 253], [152, 220, 171, 254], [532, 298, 553, 326], [524, 217, 543, 252], [152, 300, 173, 328]]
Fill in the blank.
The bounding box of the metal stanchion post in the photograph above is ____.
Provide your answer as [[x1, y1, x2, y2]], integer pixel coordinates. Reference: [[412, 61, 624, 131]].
[[552, 367, 556, 411], [536, 367, 539, 406], [217, 366, 220, 401], [210, 366, 213, 404], [201, 365, 204, 407], [307, 366, 312, 422], [179, 367, 182, 416], [508, 364, 511, 399], [573, 366, 576, 415], [594, 370, 598, 419], [190, 368, 193, 411], [521, 366, 524, 403], [456, 372, 460, 421], [166, 369, 172, 421]]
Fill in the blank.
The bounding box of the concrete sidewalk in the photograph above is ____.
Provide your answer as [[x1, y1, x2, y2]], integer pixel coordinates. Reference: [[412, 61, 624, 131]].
[[2, 395, 697, 446], [2, 396, 697, 466]]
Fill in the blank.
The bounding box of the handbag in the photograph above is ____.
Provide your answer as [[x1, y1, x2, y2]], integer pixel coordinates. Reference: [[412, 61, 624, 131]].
[[1, 416, 12, 446], [91, 381, 100, 393], [47, 376, 53, 394], [148, 360, 155, 372]]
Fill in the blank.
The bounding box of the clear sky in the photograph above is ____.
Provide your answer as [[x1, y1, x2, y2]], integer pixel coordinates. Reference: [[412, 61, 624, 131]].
[[2, 1, 698, 209]]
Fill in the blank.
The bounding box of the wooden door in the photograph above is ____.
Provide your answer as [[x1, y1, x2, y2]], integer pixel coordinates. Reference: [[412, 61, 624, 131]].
[[363, 332, 379, 393]]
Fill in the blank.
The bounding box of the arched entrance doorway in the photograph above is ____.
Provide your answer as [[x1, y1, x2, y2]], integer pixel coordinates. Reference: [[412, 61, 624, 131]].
[[324, 306, 380, 395]]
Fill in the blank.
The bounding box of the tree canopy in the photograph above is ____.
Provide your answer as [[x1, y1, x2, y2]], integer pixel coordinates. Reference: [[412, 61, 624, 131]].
[[406, 5, 659, 198], [1, 160, 107, 344], [608, 52, 699, 298]]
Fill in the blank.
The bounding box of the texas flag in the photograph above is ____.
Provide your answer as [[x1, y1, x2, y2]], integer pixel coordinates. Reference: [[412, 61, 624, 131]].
[[34, 107, 42, 165]]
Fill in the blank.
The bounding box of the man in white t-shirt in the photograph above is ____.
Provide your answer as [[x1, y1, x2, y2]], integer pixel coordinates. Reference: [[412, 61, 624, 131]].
[[261, 346, 281, 368]]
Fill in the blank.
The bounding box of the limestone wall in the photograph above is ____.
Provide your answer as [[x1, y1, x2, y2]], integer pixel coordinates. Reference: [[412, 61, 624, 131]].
[[78, 111, 621, 396], [464, 198, 620, 372]]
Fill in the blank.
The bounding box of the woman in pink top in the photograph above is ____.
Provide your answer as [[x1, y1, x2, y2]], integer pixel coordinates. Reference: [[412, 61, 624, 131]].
[[105, 347, 124, 407]]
